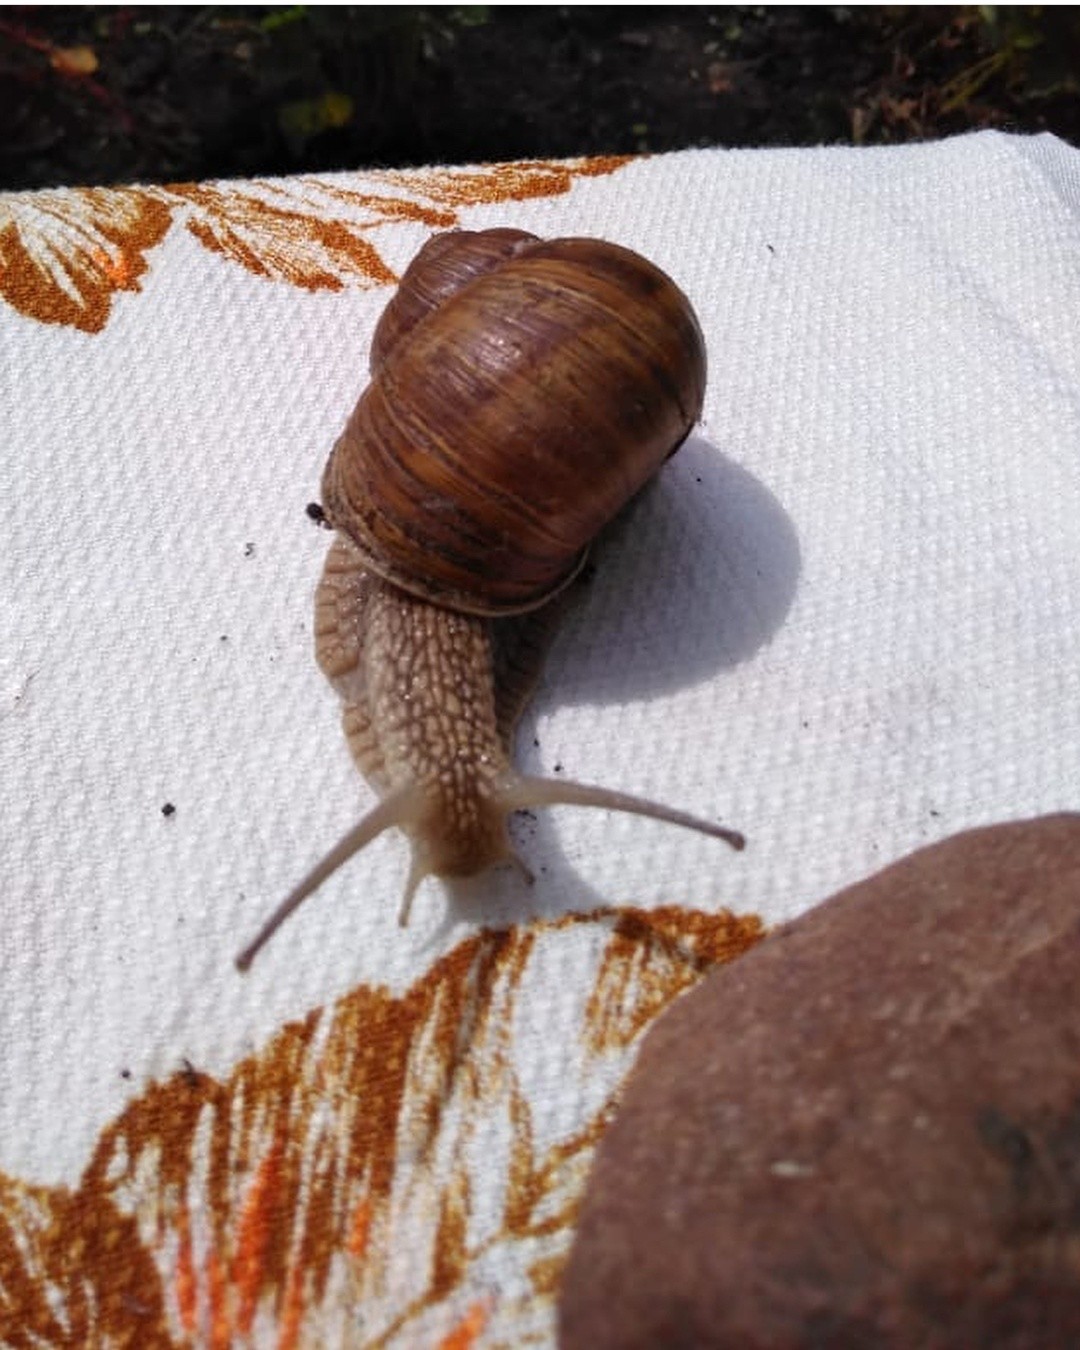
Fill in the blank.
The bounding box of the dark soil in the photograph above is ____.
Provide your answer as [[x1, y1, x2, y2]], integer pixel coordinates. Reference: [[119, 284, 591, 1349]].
[[2, 6, 1079, 191]]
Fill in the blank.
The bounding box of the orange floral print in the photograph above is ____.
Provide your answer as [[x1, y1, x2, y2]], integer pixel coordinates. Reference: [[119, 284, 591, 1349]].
[[0, 905, 763, 1347], [438, 1298, 492, 1349], [0, 185, 171, 333], [164, 180, 400, 290], [0, 156, 634, 335], [371, 155, 633, 209]]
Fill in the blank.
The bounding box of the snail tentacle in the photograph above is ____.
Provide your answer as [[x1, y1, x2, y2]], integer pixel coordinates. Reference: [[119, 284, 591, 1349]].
[[234, 783, 424, 971], [495, 774, 746, 852]]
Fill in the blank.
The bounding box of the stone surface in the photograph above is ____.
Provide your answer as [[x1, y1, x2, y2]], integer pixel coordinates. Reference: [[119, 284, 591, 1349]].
[[559, 815, 1080, 1350]]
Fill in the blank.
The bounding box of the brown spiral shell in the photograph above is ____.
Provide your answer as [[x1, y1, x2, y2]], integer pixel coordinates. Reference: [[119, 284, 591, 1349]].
[[321, 228, 706, 616]]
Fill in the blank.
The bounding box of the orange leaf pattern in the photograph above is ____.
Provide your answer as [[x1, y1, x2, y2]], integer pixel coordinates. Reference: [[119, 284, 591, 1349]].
[[165, 180, 402, 290], [0, 156, 634, 334], [369, 156, 634, 209], [0, 186, 172, 333], [0, 906, 763, 1346]]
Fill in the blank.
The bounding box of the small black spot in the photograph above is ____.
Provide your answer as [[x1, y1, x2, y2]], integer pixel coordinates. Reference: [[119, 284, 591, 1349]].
[[180, 1057, 200, 1088], [554, 762, 563, 773], [220, 634, 228, 642], [766, 242, 776, 254], [120, 1067, 132, 1080], [306, 501, 330, 527], [243, 542, 255, 558], [533, 737, 540, 748], [161, 802, 176, 817]]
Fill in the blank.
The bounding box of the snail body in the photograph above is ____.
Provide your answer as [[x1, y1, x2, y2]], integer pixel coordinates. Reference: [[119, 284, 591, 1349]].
[[236, 229, 743, 971]]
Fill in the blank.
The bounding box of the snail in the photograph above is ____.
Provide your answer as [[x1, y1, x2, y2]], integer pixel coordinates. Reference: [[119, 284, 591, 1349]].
[[235, 227, 744, 972]]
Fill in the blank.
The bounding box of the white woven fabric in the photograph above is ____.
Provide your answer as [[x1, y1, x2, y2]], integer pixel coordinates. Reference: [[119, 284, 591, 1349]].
[[1, 132, 1078, 1343]]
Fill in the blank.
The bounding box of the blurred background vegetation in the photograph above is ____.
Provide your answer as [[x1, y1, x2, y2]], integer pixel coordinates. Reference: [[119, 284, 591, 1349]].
[[2, 5, 1078, 190]]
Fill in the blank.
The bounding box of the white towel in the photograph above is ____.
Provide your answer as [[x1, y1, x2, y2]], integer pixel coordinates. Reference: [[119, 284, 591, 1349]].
[[1, 134, 1078, 1344]]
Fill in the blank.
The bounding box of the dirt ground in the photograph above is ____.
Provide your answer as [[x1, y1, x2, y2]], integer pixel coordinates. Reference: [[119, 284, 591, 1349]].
[[2, 6, 1079, 191]]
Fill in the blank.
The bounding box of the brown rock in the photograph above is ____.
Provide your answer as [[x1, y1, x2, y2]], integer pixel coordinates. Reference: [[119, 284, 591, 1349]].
[[559, 815, 1080, 1350]]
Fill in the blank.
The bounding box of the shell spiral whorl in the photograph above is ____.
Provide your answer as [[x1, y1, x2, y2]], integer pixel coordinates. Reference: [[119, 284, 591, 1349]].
[[320, 228, 707, 617]]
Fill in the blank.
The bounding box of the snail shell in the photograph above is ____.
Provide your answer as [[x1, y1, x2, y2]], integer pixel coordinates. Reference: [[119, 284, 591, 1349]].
[[321, 227, 707, 615], [235, 229, 740, 971]]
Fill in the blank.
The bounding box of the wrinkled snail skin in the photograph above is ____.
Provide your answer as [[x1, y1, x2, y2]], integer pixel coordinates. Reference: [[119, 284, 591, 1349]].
[[317, 535, 520, 899], [235, 229, 743, 972]]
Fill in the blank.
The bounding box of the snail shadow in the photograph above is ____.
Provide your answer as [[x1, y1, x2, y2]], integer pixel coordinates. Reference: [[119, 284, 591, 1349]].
[[432, 436, 802, 931], [540, 433, 801, 707]]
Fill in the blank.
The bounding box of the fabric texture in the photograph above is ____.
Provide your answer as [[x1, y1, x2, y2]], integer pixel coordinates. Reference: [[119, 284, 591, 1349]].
[[1, 133, 1078, 1345]]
